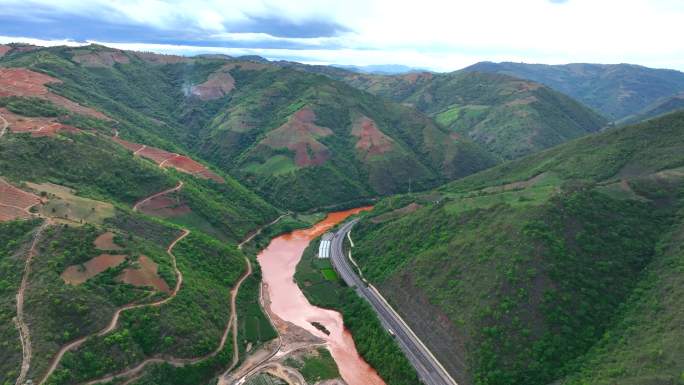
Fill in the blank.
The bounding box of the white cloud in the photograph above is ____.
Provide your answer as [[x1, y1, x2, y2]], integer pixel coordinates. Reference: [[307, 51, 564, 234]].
[[0, 0, 683, 70]]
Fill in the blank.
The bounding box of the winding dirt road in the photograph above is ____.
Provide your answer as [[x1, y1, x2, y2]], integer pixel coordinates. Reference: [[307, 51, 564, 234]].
[[0, 110, 8, 139], [40, 181, 269, 384], [14, 221, 49, 385], [80, 257, 253, 385], [38, 228, 190, 385], [132, 181, 183, 212], [237, 213, 289, 250]]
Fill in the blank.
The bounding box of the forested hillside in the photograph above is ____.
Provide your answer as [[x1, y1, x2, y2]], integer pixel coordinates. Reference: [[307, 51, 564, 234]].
[[0, 44, 496, 211], [282, 62, 607, 159], [465, 61, 684, 121], [351, 110, 684, 385], [0, 45, 280, 385]]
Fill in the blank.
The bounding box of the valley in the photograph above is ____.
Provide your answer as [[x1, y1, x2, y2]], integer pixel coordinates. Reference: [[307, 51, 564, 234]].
[[0, 38, 683, 385]]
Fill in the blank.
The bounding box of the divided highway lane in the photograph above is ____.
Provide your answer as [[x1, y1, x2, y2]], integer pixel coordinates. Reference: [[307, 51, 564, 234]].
[[330, 220, 458, 385]]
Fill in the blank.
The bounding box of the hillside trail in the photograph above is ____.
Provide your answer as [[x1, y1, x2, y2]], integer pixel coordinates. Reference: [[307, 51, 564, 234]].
[[132, 181, 183, 212], [237, 213, 289, 250], [0, 110, 8, 138], [89, 212, 289, 385], [38, 179, 262, 385], [14, 220, 50, 385], [79, 257, 253, 385], [38, 227, 190, 385], [39, 176, 189, 384]]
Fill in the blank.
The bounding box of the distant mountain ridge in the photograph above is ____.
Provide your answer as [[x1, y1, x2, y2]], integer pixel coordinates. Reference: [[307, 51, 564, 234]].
[[327, 69, 607, 159], [618, 92, 684, 125], [464, 61, 684, 120], [333, 64, 430, 75]]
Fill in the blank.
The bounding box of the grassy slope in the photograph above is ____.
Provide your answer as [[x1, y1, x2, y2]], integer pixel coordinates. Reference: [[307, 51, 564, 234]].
[[1, 45, 495, 212], [0, 52, 278, 384], [351, 110, 684, 385], [464, 61, 684, 121], [197, 65, 495, 210], [0, 219, 42, 382], [618, 93, 684, 125], [340, 71, 607, 160]]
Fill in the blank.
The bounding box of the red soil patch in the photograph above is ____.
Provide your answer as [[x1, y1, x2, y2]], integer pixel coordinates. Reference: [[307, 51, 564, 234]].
[[0, 45, 11, 57], [137, 146, 176, 164], [162, 155, 224, 182], [351, 116, 395, 157], [137, 194, 191, 218], [261, 107, 333, 167], [72, 50, 130, 67], [93, 232, 122, 250], [191, 71, 235, 100], [0, 108, 80, 137], [112, 136, 145, 152], [112, 135, 225, 182], [0, 68, 108, 119], [0, 205, 31, 221], [61, 254, 127, 285], [193, 169, 224, 183], [0, 178, 41, 222], [118, 255, 170, 293], [163, 155, 205, 173]]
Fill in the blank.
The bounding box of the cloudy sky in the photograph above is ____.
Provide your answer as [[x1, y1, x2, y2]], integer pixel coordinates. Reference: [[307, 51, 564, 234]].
[[0, 0, 683, 71]]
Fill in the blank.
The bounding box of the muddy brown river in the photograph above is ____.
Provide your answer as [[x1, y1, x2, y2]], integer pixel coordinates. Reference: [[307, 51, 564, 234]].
[[257, 207, 386, 385]]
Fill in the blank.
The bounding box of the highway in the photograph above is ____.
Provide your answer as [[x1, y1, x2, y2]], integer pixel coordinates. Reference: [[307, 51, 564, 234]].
[[329, 220, 458, 385]]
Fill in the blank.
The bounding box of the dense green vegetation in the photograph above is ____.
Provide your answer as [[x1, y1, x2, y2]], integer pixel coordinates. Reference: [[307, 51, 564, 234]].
[[235, 267, 278, 348], [565, 204, 684, 385], [284, 348, 340, 383], [0, 130, 277, 243], [198, 64, 495, 209], [618, 93, 684, 125], [245, 212, 325, 253], [0, 45, 279, 384], [26, 224, 174, 380], [354, 71, 605, 159], [0, 44, 496, 211], [4, 42, 684, 385], [284, 62, 607, 159], [464, 61, 684, 120], [0, 219, 41, 385], [351, 111, 684, 385], [0, 133, 173, 205], [46, 231, 244, 385], [295, 238, 420, 385], [0, 96, 68, 117]]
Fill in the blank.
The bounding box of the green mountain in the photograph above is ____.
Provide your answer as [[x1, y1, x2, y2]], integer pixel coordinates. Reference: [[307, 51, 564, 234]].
[[192, 63, 496, 210], [0, 44, 495, 384], [618, 92, 684, 125], [4, 42, 682, 385], [0, 45, 283, 385], [0, 44, 496, 211], [282, 63, 608, 160], [351, 110, 684, 385], [464, 61, 684, 121]]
